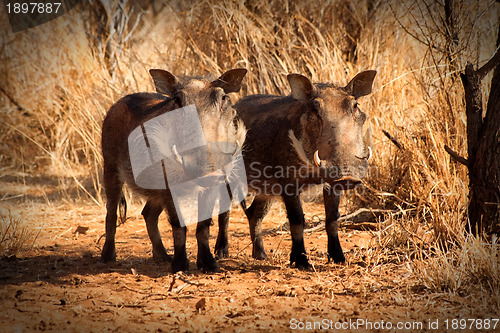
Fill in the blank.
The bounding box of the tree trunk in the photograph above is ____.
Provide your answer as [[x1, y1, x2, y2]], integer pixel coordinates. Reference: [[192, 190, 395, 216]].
[[460, 22, 500, 234]]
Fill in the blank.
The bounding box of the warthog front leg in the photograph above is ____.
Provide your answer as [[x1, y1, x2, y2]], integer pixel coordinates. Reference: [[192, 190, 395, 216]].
[[196, 189, 219, 272], [323, 187, 345, 263], [283, 193, 310, 269], [142, 200, 171, 263], [171, 225, 189, 272], [246, 196, 272, 260], [163, 193, 189, 273], [215, 183, 233, 258], [214, 211, 230, 259], [196, 218, 219, 272]]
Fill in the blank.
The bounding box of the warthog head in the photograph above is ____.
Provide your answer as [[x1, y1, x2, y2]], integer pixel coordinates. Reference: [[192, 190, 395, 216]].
[[287, 70, 376, 188], [149, 69, 248, 187]]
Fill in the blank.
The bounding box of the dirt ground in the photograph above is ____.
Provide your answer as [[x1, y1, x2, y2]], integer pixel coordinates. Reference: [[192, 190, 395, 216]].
[[0, 181, 499, 332]]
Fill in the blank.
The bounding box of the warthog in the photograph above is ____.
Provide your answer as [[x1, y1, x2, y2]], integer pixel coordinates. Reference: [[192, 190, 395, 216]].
[[101, 68, 247, 273], [215, 70, 376, 268]]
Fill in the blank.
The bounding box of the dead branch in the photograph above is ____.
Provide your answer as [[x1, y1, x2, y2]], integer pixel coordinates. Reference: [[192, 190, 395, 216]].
[[305, 208, 395, 233], [444, 144, 469, 167], [343, 222, 380, 231], [339, 208, 394, 222], [477, 47, 500, 81]]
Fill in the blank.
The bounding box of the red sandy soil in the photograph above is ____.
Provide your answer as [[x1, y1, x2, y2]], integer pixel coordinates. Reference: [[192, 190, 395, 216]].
[[0, 183, 498, 332]]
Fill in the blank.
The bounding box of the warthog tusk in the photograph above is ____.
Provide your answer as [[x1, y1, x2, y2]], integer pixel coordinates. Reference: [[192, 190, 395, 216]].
[[233, 140, 241, 156], [289, 129, 311, 166], [356, 147, 372, 160], [313, 150, 321, 167], [172, 145, 183, 165], [232, 142, 240, 157]]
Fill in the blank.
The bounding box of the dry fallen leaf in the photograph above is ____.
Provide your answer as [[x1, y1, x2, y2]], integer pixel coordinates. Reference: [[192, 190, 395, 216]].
[[195, 298, 206, 313], [74, 226, 89, 235]]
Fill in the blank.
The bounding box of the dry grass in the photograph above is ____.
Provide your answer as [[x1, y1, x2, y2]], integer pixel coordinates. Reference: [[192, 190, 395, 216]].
[[0, 0, 498, 304], [413, 235, 500, 307]]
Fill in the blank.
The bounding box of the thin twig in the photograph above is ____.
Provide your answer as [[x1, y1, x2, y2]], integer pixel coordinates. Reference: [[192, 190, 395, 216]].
[[102, 300, 146, 308], [234, 241, 253, 257], [176, 273, 203, 286], [120, 282, 169, 298], [0, 86, 26, 111], [382, 130, 403, 150]]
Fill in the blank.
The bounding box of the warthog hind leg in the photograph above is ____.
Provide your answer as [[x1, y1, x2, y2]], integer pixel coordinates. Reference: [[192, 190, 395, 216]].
[[101, 166, 123, 263], [142, 200, 172, 263], [246, 196, 272, 260], [215, 211, 230, 259]]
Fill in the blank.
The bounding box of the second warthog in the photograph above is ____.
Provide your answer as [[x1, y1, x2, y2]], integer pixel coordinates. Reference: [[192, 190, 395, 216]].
[[215, 70, 376, 268]]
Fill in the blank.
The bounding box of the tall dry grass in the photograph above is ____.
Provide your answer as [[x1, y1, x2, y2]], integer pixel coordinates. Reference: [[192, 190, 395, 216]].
[[0, 0, 498, 299]]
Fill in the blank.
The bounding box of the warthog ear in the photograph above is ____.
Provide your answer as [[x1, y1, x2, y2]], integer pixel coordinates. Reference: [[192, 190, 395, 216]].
[[287, 74, 314, 101], [212, 68, 248, 93], [344, 70, 377, 99], [149, 69, 179, 95]]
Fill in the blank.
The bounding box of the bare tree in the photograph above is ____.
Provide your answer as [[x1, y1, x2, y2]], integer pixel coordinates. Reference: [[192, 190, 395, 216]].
[[454, 26, 500, 234], [395, 0, 500, 234]]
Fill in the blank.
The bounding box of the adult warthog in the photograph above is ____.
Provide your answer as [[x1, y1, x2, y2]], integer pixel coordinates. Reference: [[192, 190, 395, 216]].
[[215, 70, 376, 269], [101, 68, 247, 273]]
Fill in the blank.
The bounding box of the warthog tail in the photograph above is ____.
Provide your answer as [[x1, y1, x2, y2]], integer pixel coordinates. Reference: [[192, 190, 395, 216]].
[[118, 192, 127, 225]]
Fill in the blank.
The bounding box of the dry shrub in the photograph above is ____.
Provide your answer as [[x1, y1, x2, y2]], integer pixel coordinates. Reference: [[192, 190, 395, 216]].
[[0, 209, 39, 256]]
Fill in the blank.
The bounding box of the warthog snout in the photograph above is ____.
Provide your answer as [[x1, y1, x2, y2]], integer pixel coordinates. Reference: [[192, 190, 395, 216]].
[[286, 70, 377, 188]]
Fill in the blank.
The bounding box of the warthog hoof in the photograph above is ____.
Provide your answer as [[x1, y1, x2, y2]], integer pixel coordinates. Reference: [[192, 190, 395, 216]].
[[214, 246, 229, 259], [171, 256, 190, 273], [101, 244, 116, 263], [197, 246, 220, 273], [197, 255, 220, 273], [328, 251, 345, 264], [153, 249, 173, 263], [214, 239, 229, 259], [290, 252, 310, 270], [252, 247, 268, 260]]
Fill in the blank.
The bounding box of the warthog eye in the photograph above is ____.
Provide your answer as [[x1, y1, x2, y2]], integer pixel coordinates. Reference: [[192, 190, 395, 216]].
[[173, 91, 185, 107], [221, 95, 232, 110], [311, 99, 321, 112]]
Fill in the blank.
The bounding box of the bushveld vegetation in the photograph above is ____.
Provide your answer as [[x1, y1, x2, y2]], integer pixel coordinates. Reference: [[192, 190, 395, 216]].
[[0, 0, 498, 305]]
